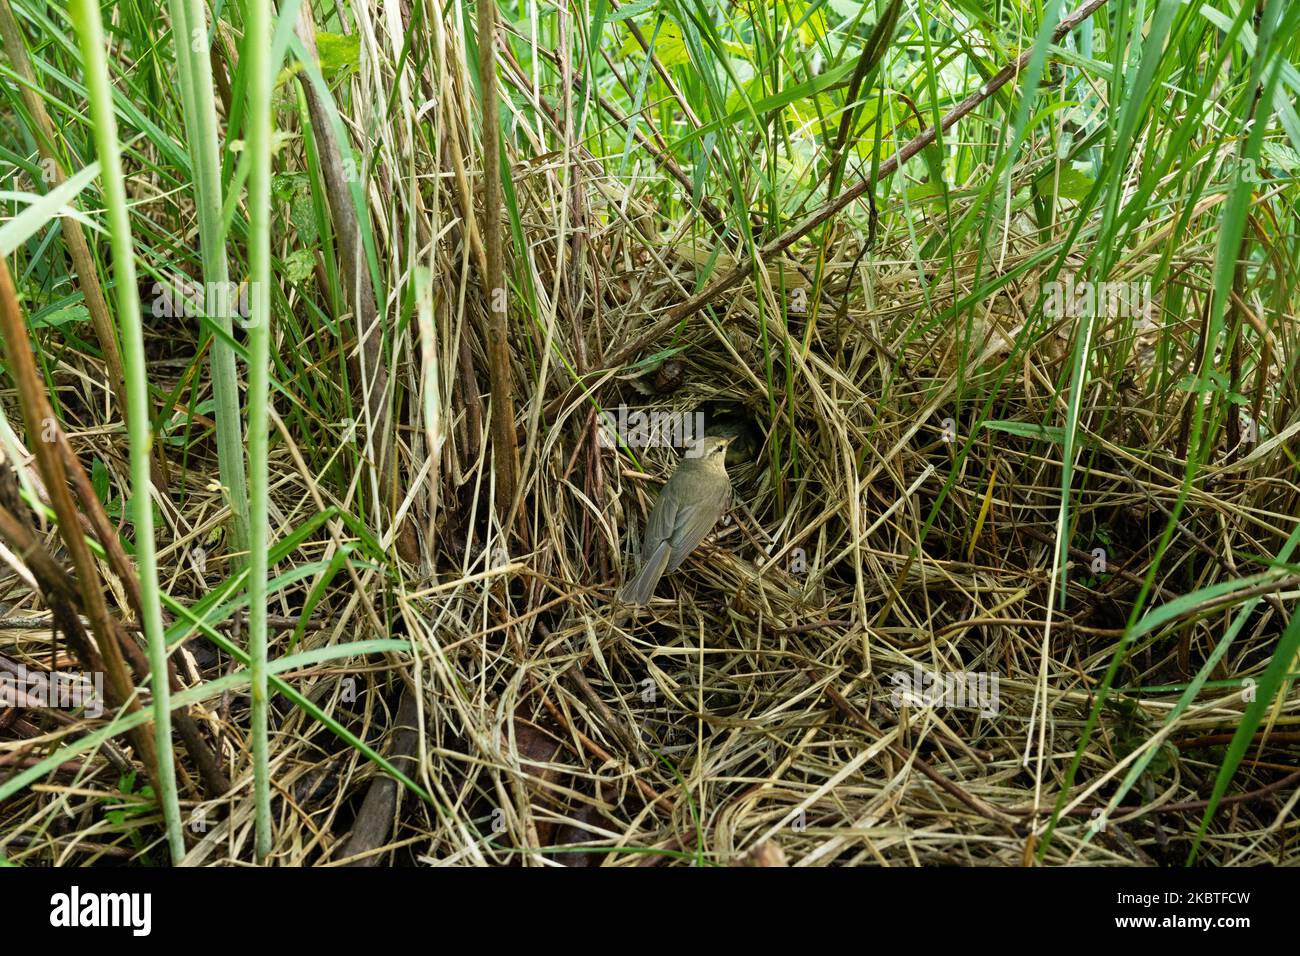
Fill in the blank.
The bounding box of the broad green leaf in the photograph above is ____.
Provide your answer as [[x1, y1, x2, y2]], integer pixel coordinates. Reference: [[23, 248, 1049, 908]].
[[316, 31, 361, 77]]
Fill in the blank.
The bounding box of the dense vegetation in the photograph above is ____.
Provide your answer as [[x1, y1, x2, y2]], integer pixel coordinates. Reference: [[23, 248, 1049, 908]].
[[0, 0, 1297, 866]]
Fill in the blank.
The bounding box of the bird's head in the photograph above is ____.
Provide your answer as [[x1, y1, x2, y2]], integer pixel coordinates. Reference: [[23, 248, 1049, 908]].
[[688, 434, 732, 463]]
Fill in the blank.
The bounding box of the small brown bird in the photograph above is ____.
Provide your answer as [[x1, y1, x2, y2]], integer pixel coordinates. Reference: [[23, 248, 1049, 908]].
[[620, 435, 733, 604]]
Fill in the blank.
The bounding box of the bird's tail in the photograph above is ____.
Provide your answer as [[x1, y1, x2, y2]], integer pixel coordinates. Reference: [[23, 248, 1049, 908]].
[[619, 541, 672, 605]]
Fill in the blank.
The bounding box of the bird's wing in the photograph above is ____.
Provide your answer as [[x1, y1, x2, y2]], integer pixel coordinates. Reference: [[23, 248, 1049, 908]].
[[663, 482, 729, 573], [642, 473, 681, 553]]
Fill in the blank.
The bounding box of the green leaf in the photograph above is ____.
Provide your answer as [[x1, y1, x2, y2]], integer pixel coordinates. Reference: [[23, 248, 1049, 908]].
[[609, 0, 657, 22], [1176, 369, 1231, 393], [91, 456, 110, 503], [1035, 164, 1096, 202], [284, 249, 316, 283], [271, 172, 309, 202], [1262, 140, 1300, 173], [316, 32, 361, 77], [981, 420, 1067, 443], [620, 16, 689, 69], [32, 303, 90, 329], [275, 172, 319, 243]]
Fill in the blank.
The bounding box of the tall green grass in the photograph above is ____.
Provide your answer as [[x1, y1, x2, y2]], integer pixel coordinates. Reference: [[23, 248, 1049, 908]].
[[167, 0, 250, 563], [68, 0, 182, 864], [244, 0, 274, 863], [1, 0, 1297, 865]]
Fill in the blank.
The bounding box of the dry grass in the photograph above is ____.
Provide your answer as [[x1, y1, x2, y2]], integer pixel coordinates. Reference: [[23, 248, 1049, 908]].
[[2, 0, 1299, 867]]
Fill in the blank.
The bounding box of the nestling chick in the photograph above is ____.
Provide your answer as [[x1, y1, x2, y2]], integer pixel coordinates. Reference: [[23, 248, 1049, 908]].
[[620, 435, 732, 604]]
